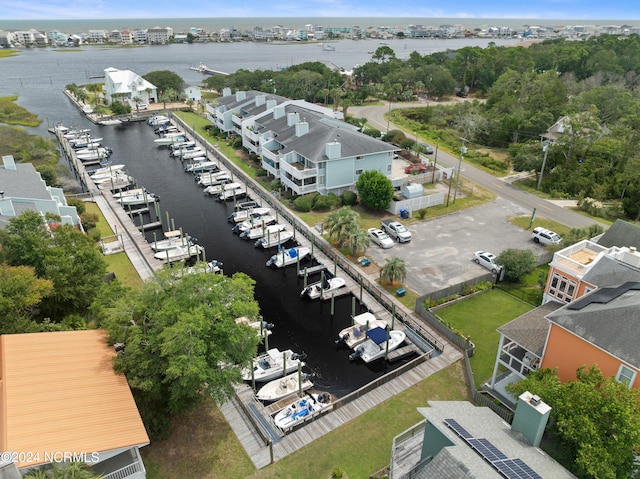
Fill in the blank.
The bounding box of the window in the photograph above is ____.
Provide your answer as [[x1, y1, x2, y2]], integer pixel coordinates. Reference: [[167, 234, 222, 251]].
[[616, 365, 636, 388], [318, 176, 325, 185], [355, 155, 364, 160], [387, 164, 392, 172], [548, 272, 577, 302], [355, 169, 363, 175]]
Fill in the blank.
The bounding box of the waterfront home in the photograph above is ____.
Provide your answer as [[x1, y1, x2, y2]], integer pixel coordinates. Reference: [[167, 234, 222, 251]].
[[103, 67, 158, 106]]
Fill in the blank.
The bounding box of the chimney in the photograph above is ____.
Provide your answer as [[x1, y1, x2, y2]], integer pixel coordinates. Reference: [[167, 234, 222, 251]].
[[235, 91, 246, 101], [255, 95, 266, 107], [325, 141, 341, 160], [295, 121, 309, 137], [222, 87, 232, 97], [511, 391, 551, 447], [266, 99, 277, 110]]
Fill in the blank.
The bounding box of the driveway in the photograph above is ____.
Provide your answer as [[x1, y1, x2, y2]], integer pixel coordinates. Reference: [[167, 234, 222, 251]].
[[362, 197, 546, 297]]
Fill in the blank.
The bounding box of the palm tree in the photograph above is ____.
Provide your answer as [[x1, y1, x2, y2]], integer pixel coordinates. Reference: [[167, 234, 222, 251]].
[[323, 207, 360, 248], [380, 257, 407, 285], [348, 228, 370, 256]]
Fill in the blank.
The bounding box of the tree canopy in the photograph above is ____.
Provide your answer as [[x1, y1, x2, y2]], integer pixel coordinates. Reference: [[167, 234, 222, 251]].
[[102, 268, 262, 439], [356, 170, 394, 211], [143, 70, 185, 96], [508, 366, 640, 479]]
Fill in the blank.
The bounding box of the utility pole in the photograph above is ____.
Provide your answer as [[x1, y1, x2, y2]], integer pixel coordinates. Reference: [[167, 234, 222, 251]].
[[537, 141, 550, 190], [386, 101, 392, 133], [453, 138, 468, 204], [432, 141, 439, 184]]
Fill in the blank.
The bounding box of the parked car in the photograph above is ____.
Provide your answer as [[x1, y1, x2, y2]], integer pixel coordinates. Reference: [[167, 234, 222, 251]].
[[531, 227, 562, 245], [473, 251, 502, 273], [404, 164, 427, 174], [368, 228, 394, 249], [136, 103, 148, 110], [381, 219, 412, 243], [422, 143, 435, 154], [456, 90, 468, 98]]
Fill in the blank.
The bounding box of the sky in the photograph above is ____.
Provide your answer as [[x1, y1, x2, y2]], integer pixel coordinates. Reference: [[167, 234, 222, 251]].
[[0, 0, 638, 21]]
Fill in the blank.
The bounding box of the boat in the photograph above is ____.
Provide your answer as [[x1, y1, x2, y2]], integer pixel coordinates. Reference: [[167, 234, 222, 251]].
[[273, 392, 332, 431], [169, 140, 196, 151], [99, 119, 122, 126], [254, 229, 294, 248], [147, 115, 170, 126], [117, 190, 159, 206], [227, 207, 271, 224], [233, 215, 277, 235], [255, 372, 313, 402], [154, 243, 205, 263], [348, 328, 406, 363], [187, 161, 218, 174], [235, 316, 274, 337], [197, 172, 230, 187], [171, 146, 203, 158], [217, 186, 247, 201], [335, 312, 387, 349], [300, 276, 347, 299], [89, 163, 125, 176], [150, 230, 197, 252], [82, 104, 94, 114], [154, 134, 186, 146], [91, 172, 131, 185], [112, 187, 149, 199], [242, 348, 306, 382], [239, 221, 282, 240], [155, 124, 178, 135], [203, 183, 228, 196], [176, 149, 205, 161], [323, 44, 335, 51], [266, 246, 311, 268], [168, 259, 223, 278], [98, 175, 133, 191]]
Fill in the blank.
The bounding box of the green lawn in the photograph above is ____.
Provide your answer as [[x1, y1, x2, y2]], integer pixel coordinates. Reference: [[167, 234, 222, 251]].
[[143, 361, 468, 479], [435, 289, 533, 388]]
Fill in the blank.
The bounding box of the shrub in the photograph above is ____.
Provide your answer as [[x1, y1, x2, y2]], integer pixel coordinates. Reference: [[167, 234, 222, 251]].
[[255, 169, 268, 177], [67, 197, 86, 215], [341, 189, 357, 206], [579, 197, 606, 217], [313, 194, 334, 211], [294, 195, 313, 212], [417, 208, 428, 219], [86, 228, 101, 242], [80, 212, 99, 231]]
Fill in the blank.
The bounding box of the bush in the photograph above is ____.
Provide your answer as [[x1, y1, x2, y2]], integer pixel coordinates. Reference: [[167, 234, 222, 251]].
[[417, 208, 428, 219], [341, 189, 357, 206], [579, 197, 606, 218], [86, 228, 101, 242], [312, 195, 334, 211], [80, 212, 99, 231], [294, 195, 313, 212], [255, 169, 268, 177], [496, 249, 536, 283], [67, 197, 86, 215]]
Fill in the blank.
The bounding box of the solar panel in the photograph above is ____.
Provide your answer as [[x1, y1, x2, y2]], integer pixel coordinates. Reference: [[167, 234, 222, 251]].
[[443, 418, 473, 439], [493, 458, 543, 479], [469, 438, 508, 462]]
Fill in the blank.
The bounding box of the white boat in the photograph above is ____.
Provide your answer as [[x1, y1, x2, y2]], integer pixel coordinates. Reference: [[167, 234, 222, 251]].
[[256, 372, 313, 402], [242, 348, 306, 382], [99, 119, 122, 126], [235, 316, 274, 337], [112, 187, 148, 199], [82, 104, 94, 114], [266, 246, 311, 268], [70, 136, 102, 147], [171, 146, 202, 158], [154, 135, 186, 146], [335, 312, 388, 349], [169, 259, 223, 277], [273, 392, 332, 431], [217, 186, 246, 201], [89, 164, 125, 176], [150, 230, 196, 252], [147, 115, 170, 126], [228, 207, 271, 224], [92, 172, 131, 185], [187, 161, 218, 174], [155, 124, 178, 135], [203, 183, 227, 196], [348, 328, 406, 363], [169, 140, 196, 151], [233, 215, 277, 235], [75, 146, 111, 157], [63, 128, 90, 138], [300, 276, 347, 299], [254, 229, 294, 248], [197, 172, 230, 187], [240, 221, 283, 240], [118, 191, 159, 206], [154, 244, 205, 263], [98, 176, 133, 191], [176, 149, 205, 160]]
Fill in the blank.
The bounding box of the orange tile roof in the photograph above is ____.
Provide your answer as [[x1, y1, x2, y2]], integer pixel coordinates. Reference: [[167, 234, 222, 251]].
[[0, 330, 149, 467]]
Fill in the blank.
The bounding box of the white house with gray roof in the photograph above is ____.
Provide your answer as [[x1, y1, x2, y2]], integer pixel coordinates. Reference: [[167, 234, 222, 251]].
[[207, 88, 398, 196], [103, 67, 158, 106], [0, 155, 81, 229]]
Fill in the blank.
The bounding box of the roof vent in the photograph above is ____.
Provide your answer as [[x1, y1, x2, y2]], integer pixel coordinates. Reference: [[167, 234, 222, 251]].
[[631, 246, 637, 253]]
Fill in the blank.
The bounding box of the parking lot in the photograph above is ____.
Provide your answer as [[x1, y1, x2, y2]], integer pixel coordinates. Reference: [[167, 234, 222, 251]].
[[363, 196, 547, 297]]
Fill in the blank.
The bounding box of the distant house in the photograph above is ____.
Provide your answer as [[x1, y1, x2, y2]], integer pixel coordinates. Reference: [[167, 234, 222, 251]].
[[0, 155, 81, 229], [184, 85, 202, 102], [0, 330, 149, 478], [103, 67, 158, 105], [389, 399, 575, 478]]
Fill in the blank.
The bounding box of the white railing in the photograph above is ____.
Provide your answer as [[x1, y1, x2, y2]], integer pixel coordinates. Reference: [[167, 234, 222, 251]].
[[102, 461, 142, 479], [261, 149, 278, 162], [279, 161, 317, 179]]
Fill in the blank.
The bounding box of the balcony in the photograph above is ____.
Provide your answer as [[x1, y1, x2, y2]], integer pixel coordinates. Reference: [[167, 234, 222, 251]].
[[261, 149, 278, 163], [280, 160, 317, 180], [499, 343, 540, 377], [92, 449, 146, 479], [281, 176, 317, 195]]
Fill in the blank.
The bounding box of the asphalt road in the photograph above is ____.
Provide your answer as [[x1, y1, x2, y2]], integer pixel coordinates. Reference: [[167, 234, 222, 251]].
[[350, 102, 604, 296]]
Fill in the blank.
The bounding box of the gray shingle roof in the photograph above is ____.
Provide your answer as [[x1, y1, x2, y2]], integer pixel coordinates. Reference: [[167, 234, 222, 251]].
[[596, 219, 640, 249], [0, 162, 50, 200], [581, 254, 640, 287], [546, 282, 640, 366], [497, 302, 562, 356]]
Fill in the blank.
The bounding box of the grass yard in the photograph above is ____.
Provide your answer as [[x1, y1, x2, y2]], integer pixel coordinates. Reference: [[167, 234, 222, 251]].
[[143, 361, 468, 479], [435, 289, 533, 388]]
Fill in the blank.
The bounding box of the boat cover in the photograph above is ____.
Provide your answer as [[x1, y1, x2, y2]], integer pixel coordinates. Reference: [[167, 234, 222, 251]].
[[366, 327, 388, 345], [288, 248, 297, 258]]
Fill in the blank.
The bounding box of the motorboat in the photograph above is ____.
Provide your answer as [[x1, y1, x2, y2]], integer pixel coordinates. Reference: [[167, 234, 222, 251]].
[[70, 136, 102, 147], [171, 146, 203, 158], [75, 148, 111, 161], [155, 124, 179, 135], [177, 149, 206, 161], [348, 328, 406, 363], [235, 316, 274, 337], [154, 243, 205, 263], [198, 173, 231, 187], [254, 229, 294, 248], [335, 312, 387, 350], [63, 128, 90, 138], [147, 115, 170, 126], [266, 246, 311, 268], [233, 215, 277, 235], [98, 176, 133, 191], [112, 187, 148, 199], [187, 161, 218, 174], [300, 276, 346, 299], [203, 183, 228, 196], [169, 259, 223, 277], [117, 190, 159, 207], [169, 140, 196, 151], [154, 134, 186, 146], [242, 348, 306, 382], [150, 230, 197, 252], [239, 221, 283, 240], [89, 163, 125, 176], [273, 392, 332, 431], [227, 207, 271, 224], [91, 171, 131, 185], [217, 185, 247, 201], [255, 372, 313, 402]]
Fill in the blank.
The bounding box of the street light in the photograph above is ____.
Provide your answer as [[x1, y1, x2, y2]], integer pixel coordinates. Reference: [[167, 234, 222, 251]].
[[537, 141, 550, 190], [452, 139, 468, 204]]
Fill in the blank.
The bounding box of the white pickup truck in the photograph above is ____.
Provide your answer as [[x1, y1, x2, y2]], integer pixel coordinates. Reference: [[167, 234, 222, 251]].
[[381, 219, 412, 243]]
